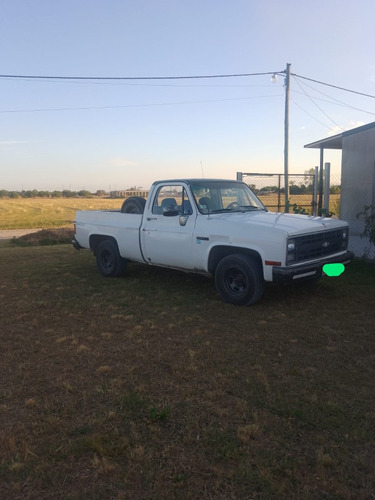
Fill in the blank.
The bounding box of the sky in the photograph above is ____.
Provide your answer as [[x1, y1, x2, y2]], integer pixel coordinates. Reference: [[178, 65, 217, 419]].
[[1, 0, 375, 192]]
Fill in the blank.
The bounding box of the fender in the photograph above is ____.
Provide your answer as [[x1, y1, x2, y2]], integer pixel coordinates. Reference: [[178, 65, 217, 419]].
[[207, 244, 264, 276]]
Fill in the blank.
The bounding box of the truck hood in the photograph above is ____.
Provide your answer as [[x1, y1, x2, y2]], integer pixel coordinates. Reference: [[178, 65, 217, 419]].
[[209, 210, 347, 235]]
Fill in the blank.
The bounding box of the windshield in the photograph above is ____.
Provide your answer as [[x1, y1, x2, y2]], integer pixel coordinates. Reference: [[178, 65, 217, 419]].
[[190, 181, 266, 214]]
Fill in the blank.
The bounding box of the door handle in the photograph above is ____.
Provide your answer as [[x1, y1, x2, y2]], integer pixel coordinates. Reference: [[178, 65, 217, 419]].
[[147, 217, 157, 221]]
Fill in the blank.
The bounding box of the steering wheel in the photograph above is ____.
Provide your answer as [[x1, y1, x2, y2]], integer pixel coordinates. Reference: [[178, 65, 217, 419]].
[[227, 201, 240, 209]]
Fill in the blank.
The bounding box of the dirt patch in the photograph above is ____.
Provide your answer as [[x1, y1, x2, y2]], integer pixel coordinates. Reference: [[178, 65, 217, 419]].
[[11, 227, 74, 246]]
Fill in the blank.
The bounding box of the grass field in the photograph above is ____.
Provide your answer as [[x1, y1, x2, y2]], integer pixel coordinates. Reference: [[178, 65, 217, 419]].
[[0, 194, 341, 230], [0, 241, 374, 498], [0, 198, 123, 230]]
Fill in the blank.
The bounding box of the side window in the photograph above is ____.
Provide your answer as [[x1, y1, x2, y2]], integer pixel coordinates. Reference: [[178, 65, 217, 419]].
[[152, 185, 193, 215]]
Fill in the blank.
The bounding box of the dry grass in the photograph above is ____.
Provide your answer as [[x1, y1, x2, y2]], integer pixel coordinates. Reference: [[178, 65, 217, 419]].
[[0, 194, 342, 231], [0, 198, 122, 229], [0, 241, 374, 499]]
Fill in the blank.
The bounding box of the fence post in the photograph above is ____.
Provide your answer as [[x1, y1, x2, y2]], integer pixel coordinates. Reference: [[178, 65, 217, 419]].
[[278, 174, 281, 212], [236, 172, 243, 181], [324, 162, 330, 215], [313, 166, 318, 216], [318, 148, 324, 214]]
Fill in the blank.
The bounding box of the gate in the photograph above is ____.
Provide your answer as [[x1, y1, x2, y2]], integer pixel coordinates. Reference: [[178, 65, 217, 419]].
[[237, 172, 317, 214]]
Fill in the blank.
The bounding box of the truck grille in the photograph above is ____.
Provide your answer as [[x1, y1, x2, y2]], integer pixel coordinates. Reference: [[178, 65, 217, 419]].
[[290, 229, 348, 264]]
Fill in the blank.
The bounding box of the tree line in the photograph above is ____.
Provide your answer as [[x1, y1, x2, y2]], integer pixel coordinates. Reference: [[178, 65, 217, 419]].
[[253, 184, 341, 196], [1, 189, 113, 199]]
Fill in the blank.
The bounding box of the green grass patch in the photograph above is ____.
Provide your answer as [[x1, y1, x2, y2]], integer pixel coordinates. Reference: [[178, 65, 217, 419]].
[[0, 245, 374, 498]]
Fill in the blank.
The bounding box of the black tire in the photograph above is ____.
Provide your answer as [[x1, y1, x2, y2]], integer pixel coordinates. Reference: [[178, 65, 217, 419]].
[[215, 254, 264, 306], [96, 240, 127, 277], [121, 196, 146, 214]]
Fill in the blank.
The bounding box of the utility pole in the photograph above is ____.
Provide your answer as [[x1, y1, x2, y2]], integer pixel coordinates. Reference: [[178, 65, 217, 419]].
[[284, 63, 291, 212]]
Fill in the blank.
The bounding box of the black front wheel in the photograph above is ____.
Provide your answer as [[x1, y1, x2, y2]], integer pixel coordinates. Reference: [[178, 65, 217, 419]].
[[215, 254, 264, 306], [96, 240, 127, 277]]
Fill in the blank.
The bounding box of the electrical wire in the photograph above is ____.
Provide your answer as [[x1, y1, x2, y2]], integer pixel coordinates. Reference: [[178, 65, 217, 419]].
[[2, 70, 374, 101], [291, 80, 375, 117], [0, 76, 282, 89], [291, 73, 375, 99], [292, 75, 345, 131], [290, 97, 334, 130], [0, 93, 283, 114], [1, 68, 374, 120], [0, 71, 277, 81]]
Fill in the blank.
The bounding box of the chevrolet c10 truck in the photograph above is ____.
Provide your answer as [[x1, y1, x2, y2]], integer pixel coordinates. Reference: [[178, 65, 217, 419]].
[[73, 178, 354, 306]]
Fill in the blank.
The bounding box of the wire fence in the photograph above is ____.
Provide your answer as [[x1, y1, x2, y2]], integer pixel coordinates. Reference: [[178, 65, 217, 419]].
[[239, 170, 374, 259], [239, 173, 316, 214]]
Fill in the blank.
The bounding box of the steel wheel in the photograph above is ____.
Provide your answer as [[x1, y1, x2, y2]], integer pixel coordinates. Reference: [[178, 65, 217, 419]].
[[215, 254, 264, 306]]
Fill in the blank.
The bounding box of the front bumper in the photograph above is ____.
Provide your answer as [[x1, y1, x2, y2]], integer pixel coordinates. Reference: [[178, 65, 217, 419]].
[[272, 250, 354, 284]]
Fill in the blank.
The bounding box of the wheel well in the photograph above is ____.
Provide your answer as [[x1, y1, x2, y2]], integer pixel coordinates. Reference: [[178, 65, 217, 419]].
[[208, 246, 263, 275], [89, 235, 117, 255]]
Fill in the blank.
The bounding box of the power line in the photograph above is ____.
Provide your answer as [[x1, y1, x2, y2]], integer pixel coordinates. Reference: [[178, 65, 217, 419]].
[[290, 97, 335, 130], [22, 79, 280, 89], [2, 69, 374, 99], [0, 93, 283, 114], [291, 73, 375, 99], [291, 80, 375, 117], [0, 71, 277, 81], [292, 75, 345, 131], [2, 68, 374, 125]]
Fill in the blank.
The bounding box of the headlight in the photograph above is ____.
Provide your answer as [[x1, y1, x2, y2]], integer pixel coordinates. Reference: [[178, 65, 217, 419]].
[[287, 241, 295, 252], [286, 238, 296, 263]]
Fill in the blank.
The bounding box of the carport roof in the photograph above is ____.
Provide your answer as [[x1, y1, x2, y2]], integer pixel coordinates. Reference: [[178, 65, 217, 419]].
[[304, 121, 375, 150]]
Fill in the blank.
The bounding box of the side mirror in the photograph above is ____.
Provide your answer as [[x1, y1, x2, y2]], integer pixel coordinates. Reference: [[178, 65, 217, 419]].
[[179, 215, 189, 226], [163, 208, 179, 217]]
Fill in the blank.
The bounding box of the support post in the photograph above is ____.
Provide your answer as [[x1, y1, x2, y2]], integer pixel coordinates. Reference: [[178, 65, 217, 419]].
[[318, 148, 324, 215], [324, 162, 330, 215], [312, 166, 318, 216], [284, 63, 291, 212]]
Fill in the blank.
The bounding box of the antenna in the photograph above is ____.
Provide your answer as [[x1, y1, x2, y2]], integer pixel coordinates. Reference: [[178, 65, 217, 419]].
[[200, 160, 205, 178]]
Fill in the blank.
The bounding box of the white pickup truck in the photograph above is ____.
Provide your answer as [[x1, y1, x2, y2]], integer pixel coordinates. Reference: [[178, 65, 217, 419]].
[[73, 178, 353, 306]]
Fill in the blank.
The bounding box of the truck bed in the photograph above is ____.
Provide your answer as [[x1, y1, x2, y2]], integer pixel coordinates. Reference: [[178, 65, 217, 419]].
[[74, 210, 144, 262]]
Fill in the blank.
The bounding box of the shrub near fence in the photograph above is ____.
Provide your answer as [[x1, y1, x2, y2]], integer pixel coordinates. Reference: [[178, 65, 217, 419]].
[[257, 193, 341, 216]]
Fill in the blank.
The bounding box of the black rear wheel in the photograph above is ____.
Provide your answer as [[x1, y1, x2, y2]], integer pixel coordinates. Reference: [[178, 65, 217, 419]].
[[215, 254, 264, 306], [96, 240, 127, 277]]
